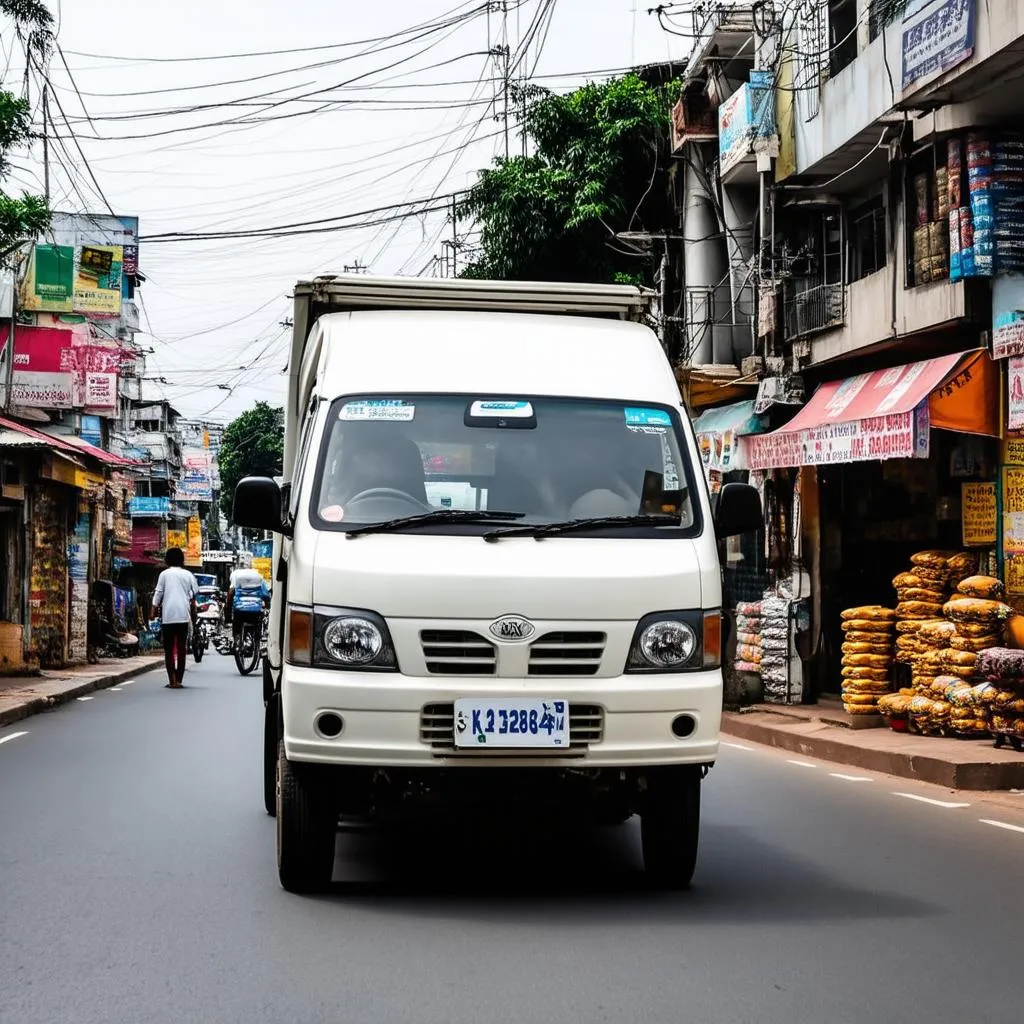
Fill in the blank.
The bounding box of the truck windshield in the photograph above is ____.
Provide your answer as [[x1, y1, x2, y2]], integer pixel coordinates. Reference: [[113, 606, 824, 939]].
[[311, 395, 699, 536]]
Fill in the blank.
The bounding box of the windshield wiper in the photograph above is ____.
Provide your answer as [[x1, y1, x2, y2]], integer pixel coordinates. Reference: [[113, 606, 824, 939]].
[[345, 508, 525, 539], [483, 514, 680, 542]]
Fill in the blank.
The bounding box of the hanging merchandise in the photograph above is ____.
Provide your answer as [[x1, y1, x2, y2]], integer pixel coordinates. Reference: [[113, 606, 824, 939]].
[[760, 593, 792, 703], [733, 600, 762, 674], [839, 606, 895, 716]]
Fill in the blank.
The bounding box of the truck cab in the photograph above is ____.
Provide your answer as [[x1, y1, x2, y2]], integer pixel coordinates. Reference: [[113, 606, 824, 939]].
[[235, 275, 760, 893]]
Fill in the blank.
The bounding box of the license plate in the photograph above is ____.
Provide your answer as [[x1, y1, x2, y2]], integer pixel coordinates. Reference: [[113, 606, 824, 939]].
[[453, 699, 569, 749]]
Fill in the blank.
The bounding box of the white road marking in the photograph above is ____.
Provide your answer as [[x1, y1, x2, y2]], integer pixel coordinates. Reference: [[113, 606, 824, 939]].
[[979, 818, 1024, 835], [830, 772, 872, 782], [786, 759, 818, 768], [723, 742, 754, 751], [0, 731, 28, 746], [893, 792, 970, 809], [119, 680, 134, 686], [108, 687, 122, 692], [76, 696, 94, 702]]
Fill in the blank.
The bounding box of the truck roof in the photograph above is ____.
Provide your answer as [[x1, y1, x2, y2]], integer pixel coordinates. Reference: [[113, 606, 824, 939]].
[[311, 309, 677, 403], [294, 274, 653, 321]]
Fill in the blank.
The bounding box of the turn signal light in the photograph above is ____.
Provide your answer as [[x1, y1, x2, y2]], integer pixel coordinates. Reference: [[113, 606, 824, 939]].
[[288, 606, 313, 665], [703, 609, 722, 669]]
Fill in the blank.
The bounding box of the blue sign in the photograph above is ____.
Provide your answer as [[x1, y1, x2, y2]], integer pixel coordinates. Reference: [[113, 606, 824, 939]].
[[902, 0, 975, 90], [80, 415, 102, 447], [251, 540, 273, 559], [129, 496, 171, 517]]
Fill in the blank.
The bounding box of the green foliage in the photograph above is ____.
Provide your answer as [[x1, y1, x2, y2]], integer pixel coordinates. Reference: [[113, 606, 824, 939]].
[[460, 74, 676, 284], [219, 402, 284, 519], [0, 0, 52, 261]]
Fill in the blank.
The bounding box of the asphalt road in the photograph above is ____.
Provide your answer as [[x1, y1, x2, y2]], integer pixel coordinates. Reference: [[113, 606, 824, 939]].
[[1, 654, 1023, 1024]]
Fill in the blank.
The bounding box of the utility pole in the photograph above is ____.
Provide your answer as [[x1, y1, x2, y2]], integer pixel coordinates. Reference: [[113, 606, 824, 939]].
[[41, 84, 49, 204], [451, 195, 458, 278]]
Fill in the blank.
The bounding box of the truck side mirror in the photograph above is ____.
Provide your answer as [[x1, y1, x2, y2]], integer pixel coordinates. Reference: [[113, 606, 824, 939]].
[[233, 477, 290, 537], [714, 482, 762, 539]]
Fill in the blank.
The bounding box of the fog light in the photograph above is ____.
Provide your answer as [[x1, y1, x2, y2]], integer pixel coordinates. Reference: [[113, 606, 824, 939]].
[[671, 714, 696, 738], [316, 712, 344, 738]]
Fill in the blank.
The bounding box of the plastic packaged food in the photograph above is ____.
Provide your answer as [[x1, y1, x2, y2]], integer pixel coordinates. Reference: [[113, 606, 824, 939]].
[[917, 620, 957, 644], [896, 601, 946, 618], [956, 575, 1005, 600], [841, 665, 891, 681], [949, 633, 1000, 652], [840, 606, 896, 622], [893, 572, 927, 589], [943, 597, 1012, 624], [911, 550, 953, 568], [842, 679, 893, 694], [976, 647, 1024, 683], [897, 587, 947, 603], [842, 619, 895, 633], [843, 640, 891, 655], [842, 652, 892, 668], [842, 692, 881, 705]]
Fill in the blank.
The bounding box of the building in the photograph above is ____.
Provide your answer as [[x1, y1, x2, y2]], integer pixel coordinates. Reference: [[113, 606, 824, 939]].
[[663, 0, 1024, 704]]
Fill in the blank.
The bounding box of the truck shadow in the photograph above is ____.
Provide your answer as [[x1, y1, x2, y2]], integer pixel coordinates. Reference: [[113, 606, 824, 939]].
[[313, 814, 937, 926]]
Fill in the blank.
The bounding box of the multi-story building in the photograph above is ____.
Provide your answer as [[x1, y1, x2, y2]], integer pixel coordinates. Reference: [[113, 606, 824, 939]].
[[665, 0, 1023, 703]]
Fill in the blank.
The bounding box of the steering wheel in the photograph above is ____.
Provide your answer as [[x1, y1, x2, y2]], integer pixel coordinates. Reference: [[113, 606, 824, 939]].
[[346, 487, 431, 512]]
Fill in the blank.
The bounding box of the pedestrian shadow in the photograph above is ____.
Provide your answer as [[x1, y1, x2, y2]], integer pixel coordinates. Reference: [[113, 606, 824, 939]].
[[310, 816, 938, 926]]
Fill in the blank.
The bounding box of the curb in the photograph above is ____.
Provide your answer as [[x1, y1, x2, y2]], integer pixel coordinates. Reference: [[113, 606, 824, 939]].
[[722, 711, 1024, 791], [0, 658, 162, 729]]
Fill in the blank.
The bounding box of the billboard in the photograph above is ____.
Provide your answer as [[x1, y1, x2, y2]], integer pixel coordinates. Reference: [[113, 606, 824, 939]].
[[185, 516, 203, 567], [179, 448, 213, 501], [902, 0, 975, 91]]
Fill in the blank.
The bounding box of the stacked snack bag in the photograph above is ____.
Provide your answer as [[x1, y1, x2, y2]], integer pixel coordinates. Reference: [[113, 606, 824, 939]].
[[760, 595, 791, 703], [733, 601, 762, 675], [976, 648, 1024, 751], [839, 606, 895, 716]]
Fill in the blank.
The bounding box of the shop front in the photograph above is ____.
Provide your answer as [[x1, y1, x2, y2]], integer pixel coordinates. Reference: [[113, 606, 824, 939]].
[[746, 349, 1001, 713]]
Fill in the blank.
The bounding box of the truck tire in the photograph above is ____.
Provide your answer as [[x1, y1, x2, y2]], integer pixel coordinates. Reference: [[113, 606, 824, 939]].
[[263, 695, 279, 817], [276, 740, 336, 894], [640, 766, 701, 890]]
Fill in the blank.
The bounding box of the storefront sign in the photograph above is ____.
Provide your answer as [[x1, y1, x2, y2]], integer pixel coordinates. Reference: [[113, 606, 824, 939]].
[[962, 481, 997, 546], [1008, 357, 1024, 430], [1002, 466, 1024, 553], [1005, 437, 1024, 465], [167, 529, 186, 549], [202, 550, 235, 563], [129, 496, 171, 517], [252, 557, 272, 583], [749, 410, 924, 470], [21, 245, 75, 312], [179, 448, 213, 501], [901, 0, 975, 91], [1006, 553, 1024, 597], [185, 516, 203, 567], [992, 275, 1024, 359], [84, 372, 116, 409]]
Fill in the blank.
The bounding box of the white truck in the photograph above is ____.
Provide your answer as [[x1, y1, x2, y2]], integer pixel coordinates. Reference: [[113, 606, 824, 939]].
[[234, 274, 761, 893]]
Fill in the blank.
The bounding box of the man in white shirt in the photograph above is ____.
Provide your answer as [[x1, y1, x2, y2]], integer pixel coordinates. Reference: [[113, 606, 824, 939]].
[[151, 547, 199, 688]]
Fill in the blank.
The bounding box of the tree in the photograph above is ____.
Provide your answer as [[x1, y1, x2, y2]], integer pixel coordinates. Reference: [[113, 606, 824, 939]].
[[0, 1, 52, 261], [459, 73, 677, 286], [219, 402, 284, 519]]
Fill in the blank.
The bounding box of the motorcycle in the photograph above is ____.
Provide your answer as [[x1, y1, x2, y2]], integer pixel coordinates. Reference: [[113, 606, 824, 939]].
[[192, 596, 221, 663], [87, 580, 140, 663]]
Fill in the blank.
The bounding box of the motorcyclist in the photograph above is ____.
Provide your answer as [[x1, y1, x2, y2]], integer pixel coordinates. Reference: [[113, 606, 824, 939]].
[[225, 565, 270, 651]]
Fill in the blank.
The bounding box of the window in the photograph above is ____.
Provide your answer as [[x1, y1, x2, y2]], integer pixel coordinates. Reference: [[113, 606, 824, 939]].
[[849, 197, 887, 281], [869, 0, 906, 41], [310, 395, 700, 537], [829, 0, 858, 77]]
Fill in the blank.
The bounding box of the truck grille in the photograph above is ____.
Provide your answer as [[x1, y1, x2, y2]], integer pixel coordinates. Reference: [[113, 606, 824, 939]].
[[420, 703, 604, 753], [528, 631, 606, 676], [420, 630, 496, 675]]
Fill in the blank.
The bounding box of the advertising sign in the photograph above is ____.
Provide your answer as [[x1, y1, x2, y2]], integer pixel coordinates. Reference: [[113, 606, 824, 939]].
[[129, 496, 171, 517], [902, 0, 975, 91], [1002, 466, 1024, 554], [84, 372, 117, 408], [80, 414, 102, 447], [179, 448, 213, 501], [961, 481, 997, 546], [21, 245, 74, 312], [993, 275, 1024, 359], [185, 517, 203, 567], [718, 86, 749, 176], [167, 529, 186, 549], [1009, 357, 1024, 430]]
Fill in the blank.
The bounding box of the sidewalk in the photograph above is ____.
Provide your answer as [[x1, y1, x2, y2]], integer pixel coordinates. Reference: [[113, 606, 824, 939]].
[[0, 655, 162, 728], [723, 701, 1024, 790]]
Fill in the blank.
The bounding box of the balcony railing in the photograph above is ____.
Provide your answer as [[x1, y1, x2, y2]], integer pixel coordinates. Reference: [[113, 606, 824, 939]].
[[783, 280, 845, 341]]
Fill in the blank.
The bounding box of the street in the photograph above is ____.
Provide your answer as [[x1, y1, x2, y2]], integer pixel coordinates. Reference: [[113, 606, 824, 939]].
[[1, 655, 1022, 1024]]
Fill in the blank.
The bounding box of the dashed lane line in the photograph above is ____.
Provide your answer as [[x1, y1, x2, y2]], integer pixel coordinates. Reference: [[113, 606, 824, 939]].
[[893, 792, 971, 809], [76, 696, 94, 702], [0, 731, 28, 746], [786, 759, 817, 769], [979, 818, 1024, 835], [830, 772, 872, 782], [722, 742, 754, 751]]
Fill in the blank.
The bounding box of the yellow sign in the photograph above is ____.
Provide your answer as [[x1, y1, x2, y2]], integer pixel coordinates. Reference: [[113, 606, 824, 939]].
[[166, 529, 186, 549], [1005, 438, 1024, 465], [962, 482, 997, 547], [1007, 553, 1024, 597], [252, 557, 272, 583], [1004, 466, 1024, 554], [73, 244, 123, 315], [184, 517, 202, 567]]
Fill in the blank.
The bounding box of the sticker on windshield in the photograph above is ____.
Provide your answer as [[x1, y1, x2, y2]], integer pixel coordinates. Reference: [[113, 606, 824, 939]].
[[469, 400, 534, 418], [340, 400, 415, 422], [624, 407, 672, 428], [320, 505, 344, 522]]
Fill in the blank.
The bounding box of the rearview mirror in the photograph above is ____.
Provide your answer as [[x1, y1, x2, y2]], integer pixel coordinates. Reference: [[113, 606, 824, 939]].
[[714, 482, 762, 539], [233, 477, 290, 536]]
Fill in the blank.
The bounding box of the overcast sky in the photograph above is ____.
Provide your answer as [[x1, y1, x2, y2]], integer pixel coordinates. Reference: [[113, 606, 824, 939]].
[[4, 0, 683, 422]]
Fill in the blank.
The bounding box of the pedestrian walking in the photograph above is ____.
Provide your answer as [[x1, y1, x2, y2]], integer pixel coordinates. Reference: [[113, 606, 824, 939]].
[[151, 547, 198, 689]]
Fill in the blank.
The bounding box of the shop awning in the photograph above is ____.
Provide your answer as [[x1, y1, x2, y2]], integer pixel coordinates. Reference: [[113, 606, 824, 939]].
[[0, 416, 83, 456], [692, 399, 768, 472], [747, 349, 999, 470], [58, 435, 139, 467]]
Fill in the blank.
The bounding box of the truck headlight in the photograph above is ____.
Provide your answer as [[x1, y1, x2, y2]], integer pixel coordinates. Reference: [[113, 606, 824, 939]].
[[288, 605, 398, 671], [626, 610, 719, 673]]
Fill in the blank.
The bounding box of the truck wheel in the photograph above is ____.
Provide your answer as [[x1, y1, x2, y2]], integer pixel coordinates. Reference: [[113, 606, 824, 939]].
[[263, 695, 279, 817], [276, 740, 336, 893], [640, 766, 701, 890]]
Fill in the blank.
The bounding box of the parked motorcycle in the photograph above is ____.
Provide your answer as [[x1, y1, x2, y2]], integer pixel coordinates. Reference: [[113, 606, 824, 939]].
[[192, 592, 221, 663]]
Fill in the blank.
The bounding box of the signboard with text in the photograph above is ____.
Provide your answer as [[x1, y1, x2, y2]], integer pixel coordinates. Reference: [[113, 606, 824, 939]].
[[961, 481, 997, 546], [902, 0, 975, 91]]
